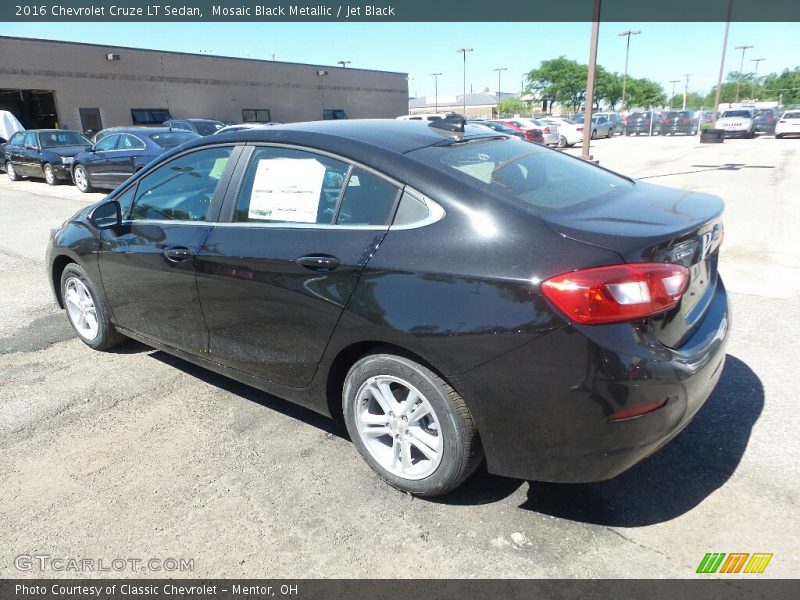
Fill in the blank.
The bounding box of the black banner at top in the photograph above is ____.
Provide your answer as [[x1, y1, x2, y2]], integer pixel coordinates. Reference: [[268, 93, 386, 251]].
[[2, 0, 800, 22]]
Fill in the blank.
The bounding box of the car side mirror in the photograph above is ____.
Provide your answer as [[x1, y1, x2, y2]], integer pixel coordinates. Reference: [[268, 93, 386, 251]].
[[90, 200, 122, 230], [25, 144, 37, 150]]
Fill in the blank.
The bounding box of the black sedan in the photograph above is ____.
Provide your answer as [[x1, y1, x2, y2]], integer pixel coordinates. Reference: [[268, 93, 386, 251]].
[[71, 128, 199, 193], [4, 129, 91, 185], [46, 119, 730, 497]]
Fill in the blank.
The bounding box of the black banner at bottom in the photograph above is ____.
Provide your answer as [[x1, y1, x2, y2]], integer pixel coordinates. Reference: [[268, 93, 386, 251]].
[[1, 579, 799, 600]]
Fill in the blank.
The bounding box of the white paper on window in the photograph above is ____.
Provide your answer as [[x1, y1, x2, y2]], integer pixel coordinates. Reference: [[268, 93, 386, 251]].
[[248, 158, 326, 222]]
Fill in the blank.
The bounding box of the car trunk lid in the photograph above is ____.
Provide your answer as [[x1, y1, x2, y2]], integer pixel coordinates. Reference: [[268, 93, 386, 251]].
[[540, 180, 724, 348]]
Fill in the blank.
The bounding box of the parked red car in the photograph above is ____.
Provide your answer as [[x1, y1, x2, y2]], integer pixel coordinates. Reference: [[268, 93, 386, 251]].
[[490, 119, 544, 144]]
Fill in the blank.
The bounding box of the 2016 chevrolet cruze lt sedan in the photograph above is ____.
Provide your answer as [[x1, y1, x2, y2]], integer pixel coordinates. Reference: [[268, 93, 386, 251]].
[[46, 119, 729, 496]]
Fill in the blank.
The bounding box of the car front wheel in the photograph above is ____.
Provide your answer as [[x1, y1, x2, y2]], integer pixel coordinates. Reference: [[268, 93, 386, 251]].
[[73, 164, 95, 193], [343, 353, 483, 497], [60, 264, 126, 350], [6, 162, 20, 181], [43, 163, 60, 185]]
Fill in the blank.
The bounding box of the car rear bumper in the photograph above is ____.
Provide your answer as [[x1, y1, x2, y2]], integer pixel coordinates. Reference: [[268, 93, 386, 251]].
[[451, 278, 730, 483]]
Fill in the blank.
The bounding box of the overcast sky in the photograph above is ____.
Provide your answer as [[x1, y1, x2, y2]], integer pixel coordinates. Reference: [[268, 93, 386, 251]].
[[2, 22, 797, 98]]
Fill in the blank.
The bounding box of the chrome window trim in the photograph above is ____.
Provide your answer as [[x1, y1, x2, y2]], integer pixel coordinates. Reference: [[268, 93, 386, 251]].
[[389, 189, 446, 231]]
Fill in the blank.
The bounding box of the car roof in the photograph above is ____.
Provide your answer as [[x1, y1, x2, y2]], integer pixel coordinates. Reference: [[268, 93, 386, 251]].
[[197, 119, 501, 155]]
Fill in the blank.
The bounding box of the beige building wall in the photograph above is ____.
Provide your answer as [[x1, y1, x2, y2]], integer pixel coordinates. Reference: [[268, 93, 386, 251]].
[[0, 36, 408, 129]]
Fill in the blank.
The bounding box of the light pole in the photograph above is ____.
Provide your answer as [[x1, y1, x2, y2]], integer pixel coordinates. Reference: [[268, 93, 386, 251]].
[[683, 73, 691, 109], [750, 58, 765, 98], [456, 48, 473, 117], [618, 29, 641, 110], [582, 0, 601, 161], [669, 80, 680, 108], [494, 67, 507, 116], [337, 60, 350, 68], [734, 44, 753, 102], [430, 72, 442, 114], [712, 1, 734, 127]]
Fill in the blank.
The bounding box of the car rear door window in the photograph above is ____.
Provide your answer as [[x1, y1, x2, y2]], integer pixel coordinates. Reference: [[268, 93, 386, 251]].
[[119, 134, 146, 151], [335, 168, 400, 226], [233, 147, 349, 224], [128, 146, 232, 222]]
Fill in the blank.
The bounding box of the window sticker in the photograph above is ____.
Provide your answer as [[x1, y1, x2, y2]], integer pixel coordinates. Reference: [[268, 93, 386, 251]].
[[248, 158, 326, 222]]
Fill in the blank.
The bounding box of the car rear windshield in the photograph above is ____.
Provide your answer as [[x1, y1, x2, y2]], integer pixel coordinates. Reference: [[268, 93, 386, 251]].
[[408, 138, 633, 212], [192, 121, 225, 136], [149, 132, 198, 148], [39, 131, 90, 147], [722, 110, 752, 118]]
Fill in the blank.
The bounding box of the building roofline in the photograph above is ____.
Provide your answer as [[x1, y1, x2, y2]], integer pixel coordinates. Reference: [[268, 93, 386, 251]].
[[0, 35, 408, 77]]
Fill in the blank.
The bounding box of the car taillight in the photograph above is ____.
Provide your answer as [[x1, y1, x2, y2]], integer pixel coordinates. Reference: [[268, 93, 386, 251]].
[[576, 127, 583, 132], [779, 119, 786, 123], [540, 263, 689, 325], [543, 127, 551, 134]]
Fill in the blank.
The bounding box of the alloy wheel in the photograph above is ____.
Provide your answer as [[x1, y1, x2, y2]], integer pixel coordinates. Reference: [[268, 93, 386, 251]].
[[64, 276, 99, 341], [353, 375, 443, 480], [74, 166, 88, 192], [44, 164, 55, 185]]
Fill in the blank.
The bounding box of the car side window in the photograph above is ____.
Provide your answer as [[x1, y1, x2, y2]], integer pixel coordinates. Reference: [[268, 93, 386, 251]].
[[115, 185, 137, 219], [233, 147, 349, 224], [128, 146, 232, 222], [23, 132, 37, 148], [94, 135, 119, 151], [7, 132, 22, 147], [119, 134, 146, 151], [335, 168, 401, 226]]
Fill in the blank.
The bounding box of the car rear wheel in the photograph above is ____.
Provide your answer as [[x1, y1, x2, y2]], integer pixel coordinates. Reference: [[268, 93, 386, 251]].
[[343, 353, 483, 497], [558, 135, 567, 148], [590, 129, 597, 139], [607, 128, 613, 138], [73, 164, 95, 193], [43, 163, 59, 186], [60, 264, 126, 350], [6, 162, 20, 181]]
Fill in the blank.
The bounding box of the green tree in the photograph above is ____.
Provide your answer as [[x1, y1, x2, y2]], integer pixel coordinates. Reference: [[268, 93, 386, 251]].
[[596, 69, 623, 110], [526, 57, 588, 112], [496, 97, 528, 117], [624, 77, 666, 109], [762, 67, 800, 105], [670, 92, 706, 109]]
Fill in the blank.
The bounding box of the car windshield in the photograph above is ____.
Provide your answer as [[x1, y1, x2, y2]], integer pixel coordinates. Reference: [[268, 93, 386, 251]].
[[39, 131, 91, 147], [722, 110, 752, 118], [191, 121, 225, 136], [408, 139, 632, 212], [149, 132, 199, 148]]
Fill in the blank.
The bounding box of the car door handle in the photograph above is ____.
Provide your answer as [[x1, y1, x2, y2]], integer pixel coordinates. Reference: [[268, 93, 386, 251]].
[[295, 255, 340, 271], [164, 247, 194, 262]]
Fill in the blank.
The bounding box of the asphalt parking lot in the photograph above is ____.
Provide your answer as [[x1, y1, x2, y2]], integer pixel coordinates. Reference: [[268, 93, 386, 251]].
[[1, 133, 799, 578]]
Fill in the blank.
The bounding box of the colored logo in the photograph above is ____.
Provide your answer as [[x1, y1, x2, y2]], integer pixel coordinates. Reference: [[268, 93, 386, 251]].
[[696, 552, 773, 574]]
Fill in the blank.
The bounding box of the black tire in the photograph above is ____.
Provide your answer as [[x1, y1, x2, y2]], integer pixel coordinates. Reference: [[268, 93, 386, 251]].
[[72, 164, 95, 193], [43, 163, 60, 186], [606, 127, 613, 138], [60, 263, 126, 351], [6, 161, 20, 181], [343, 353, 483, 497], [590, 129, 597, 140], [625, 130, 631, 136], [776, 134, 784, 139], [558, 135, 567, 148]]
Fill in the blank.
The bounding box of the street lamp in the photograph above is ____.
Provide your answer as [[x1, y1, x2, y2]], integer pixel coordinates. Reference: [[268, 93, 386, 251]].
[[494, 67, 507, 116], [712, 1, 734, 127], [456, 48, 473, 117], [669, 80, 680, 108], [618, 30, 641, 110], [750, 58, 765, 99], [337, 60, 350, 68], [430, 72, 442, 114], [734, 44, 753, 102]]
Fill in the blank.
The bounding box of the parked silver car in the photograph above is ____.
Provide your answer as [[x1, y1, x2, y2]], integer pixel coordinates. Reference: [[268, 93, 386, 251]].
[[572, 114, 615, 139]]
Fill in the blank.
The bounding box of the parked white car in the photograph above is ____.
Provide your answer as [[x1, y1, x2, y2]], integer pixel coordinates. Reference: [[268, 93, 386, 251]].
[[396, 113, 459, 122], [775, 110, 800, 138], [539, 117, 584, 147], [717, 109, 756, 138]]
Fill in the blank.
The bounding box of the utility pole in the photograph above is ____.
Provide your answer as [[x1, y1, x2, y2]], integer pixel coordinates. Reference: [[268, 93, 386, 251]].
[[734, 44, 753, 102], [494, 67, 507, 116], [713, 0, 734, 127], [670, 80, 680, 108], [456, 48, 473, 117], [618, 29, 641, 110], [683, 73, 691, 110], [750, 58, 765, 99], [430, 72, 442, 114], [582, 0, 601, 161]]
